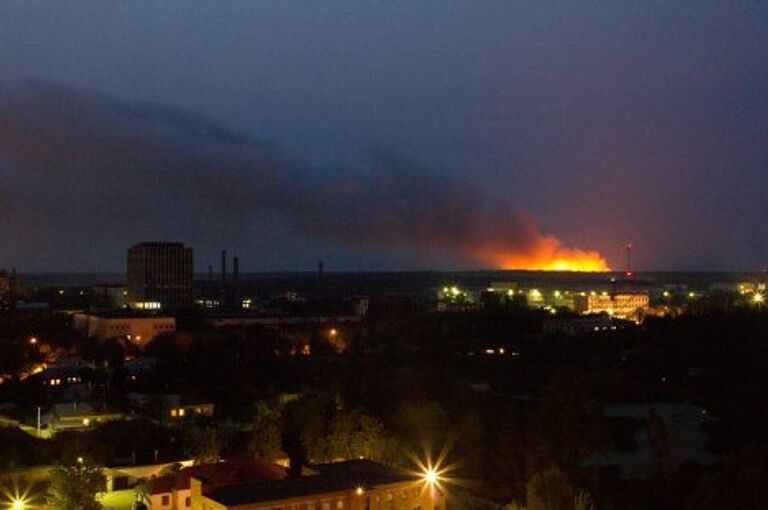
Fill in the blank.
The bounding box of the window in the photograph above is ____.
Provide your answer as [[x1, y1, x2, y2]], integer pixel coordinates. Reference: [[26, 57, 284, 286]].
[[337, 501, 344, 510], [322, 501, 331, 510], [186, 496, 191, 507], [161, 494, 170, 506]]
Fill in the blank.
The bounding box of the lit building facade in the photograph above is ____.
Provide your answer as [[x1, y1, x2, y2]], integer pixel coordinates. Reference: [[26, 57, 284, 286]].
[[149, 457, 286, 510], [127, 242, 194, 308], [73, 312, 176, 346], [190, 460, 445, 510], [573, 292, 650, 319]]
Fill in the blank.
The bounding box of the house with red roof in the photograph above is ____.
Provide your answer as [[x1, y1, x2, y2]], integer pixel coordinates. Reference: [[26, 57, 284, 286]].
[[147, 457, 287, 510]]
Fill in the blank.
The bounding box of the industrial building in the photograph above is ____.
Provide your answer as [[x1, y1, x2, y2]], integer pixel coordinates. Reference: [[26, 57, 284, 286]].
[[573, 292, 650, 319], [127, 242, 194, 308], [72, 312, 176, 346]]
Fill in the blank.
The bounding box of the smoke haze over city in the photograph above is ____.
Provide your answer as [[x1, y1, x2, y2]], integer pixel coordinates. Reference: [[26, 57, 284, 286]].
[[2, 1, 768, 271]]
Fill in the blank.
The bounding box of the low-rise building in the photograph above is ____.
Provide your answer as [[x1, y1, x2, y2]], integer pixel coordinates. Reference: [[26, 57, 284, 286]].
[[573, 292, 649, 320], [206, 314, 361, 329], [73, 312, 176, 346], [126, 393, 215, 421], [149, 457, 287, 510], [543, 316, 630, 336], [192, 460, 445, 510], [91, 284, 129, 308], [42, 402, 126, 434]]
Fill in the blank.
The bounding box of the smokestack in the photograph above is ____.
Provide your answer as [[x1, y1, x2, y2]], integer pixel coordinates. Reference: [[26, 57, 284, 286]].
[[625, 242, 633, 278], [221, 249, 227, 288], [10, 268, 16, 301], [232, 256, 240, 306]]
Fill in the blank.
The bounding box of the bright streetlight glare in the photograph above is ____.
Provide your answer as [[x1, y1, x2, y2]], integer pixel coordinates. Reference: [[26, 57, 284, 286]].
[[12, 499, 26, 510], [424, 468, 438, 485], [753, 293, 764, 304]]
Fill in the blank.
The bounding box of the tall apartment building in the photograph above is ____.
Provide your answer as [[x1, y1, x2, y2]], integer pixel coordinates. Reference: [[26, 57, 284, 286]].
[[127, 242, 194, 308]]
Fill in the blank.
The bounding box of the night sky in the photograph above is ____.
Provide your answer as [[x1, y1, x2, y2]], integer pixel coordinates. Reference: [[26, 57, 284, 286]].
[[2, 1, 768, 272]]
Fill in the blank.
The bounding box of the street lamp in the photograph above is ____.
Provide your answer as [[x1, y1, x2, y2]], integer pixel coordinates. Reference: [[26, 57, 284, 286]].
[[11, 498, 26, 510], [423, 468, 439, 485], [752, 292, 764, 304]]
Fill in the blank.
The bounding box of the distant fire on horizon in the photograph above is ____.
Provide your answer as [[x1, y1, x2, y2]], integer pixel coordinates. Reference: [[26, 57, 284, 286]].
[[472, 236, 610, 272]]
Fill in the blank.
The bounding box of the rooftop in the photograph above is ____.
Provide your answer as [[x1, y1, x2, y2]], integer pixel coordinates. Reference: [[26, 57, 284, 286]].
[[75, 311, 174, 319], [207, 460, 415, 506], [150, 457, 286, 495]]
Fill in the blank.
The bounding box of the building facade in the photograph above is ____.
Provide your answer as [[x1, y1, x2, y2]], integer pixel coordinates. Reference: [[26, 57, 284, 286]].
[[73, 312, 176, 346], [149, 458, 287, 510], [127, 242, 194, 308], [573, 292, 650, 319], [191, 460, 445, 510]]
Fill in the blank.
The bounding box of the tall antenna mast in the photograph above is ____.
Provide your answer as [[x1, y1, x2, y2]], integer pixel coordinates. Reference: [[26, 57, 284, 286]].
[[625, 242, 633, 278]]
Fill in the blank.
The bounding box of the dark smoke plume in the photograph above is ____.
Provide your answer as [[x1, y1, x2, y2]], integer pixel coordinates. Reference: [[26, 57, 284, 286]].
[[0, 82, 606, 270]]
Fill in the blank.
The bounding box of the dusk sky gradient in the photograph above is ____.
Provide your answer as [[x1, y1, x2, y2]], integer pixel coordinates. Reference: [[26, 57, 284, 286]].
[[2, 1, 768, 272]]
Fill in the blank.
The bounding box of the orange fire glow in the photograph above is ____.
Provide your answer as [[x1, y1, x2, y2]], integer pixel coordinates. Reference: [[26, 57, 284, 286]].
[[474, 235, 610, 272]]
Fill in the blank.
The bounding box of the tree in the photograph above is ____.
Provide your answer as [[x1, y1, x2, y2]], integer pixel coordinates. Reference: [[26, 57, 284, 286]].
[[526, 466, 575, 510], [46, 460, 106, 510], [182, 425, 221, 464], [573, 491, 596, 510], [529, 371, 604, 470], [322, 409, 385, 461], [144, 394, 172, 423], [646, 408, 673, 479], [249, 412, 285, 460], [281, 393, 335, 472]]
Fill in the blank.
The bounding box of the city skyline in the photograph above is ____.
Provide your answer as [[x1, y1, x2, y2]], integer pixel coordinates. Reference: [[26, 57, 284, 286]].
[[2, 2, 768, 272]]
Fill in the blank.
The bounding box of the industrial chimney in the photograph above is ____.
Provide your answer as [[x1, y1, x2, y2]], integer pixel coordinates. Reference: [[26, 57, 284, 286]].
[[232, 256, 240, 307], [221, 250, 227, 288]]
